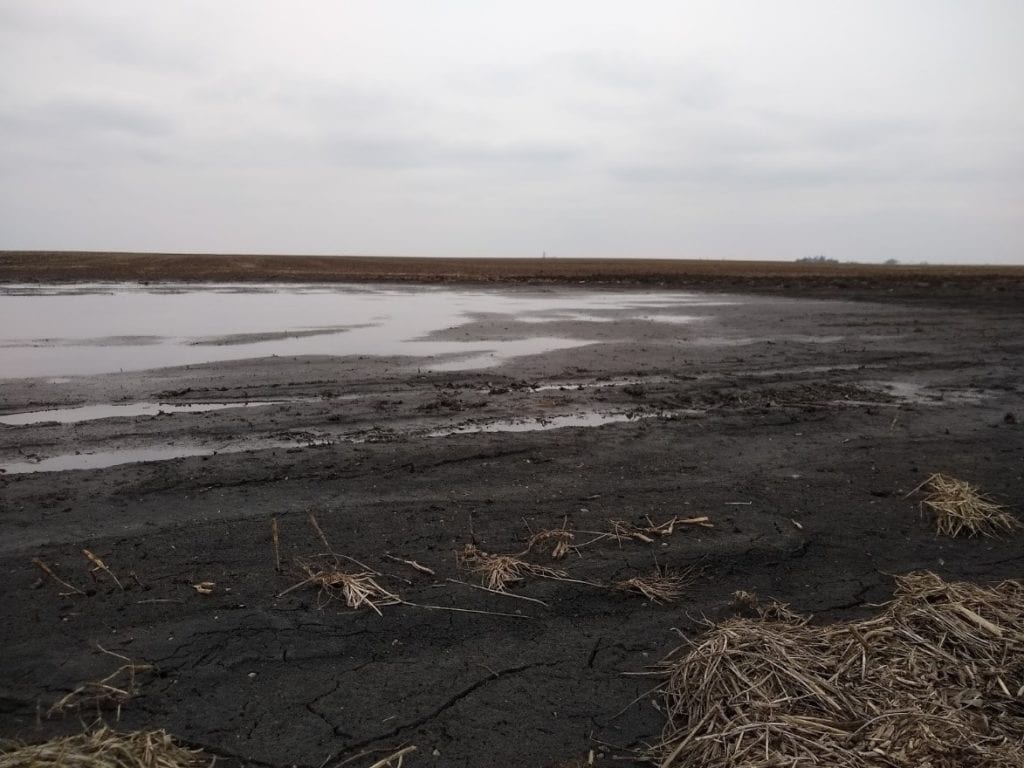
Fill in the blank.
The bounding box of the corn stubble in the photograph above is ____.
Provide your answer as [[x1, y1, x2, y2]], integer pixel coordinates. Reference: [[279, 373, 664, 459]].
[[604, 516, 711, 544], [913, 473, 1020, 538], [283, 556, 399, 615], [652, 572, 1024, 768], [457, 544, 568, 592], [0, 728, 209, 768], [614, 569, 694, 603], [522, 528, 575, 559]]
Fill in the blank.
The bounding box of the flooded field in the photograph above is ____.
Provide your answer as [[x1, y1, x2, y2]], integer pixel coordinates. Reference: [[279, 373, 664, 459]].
[[1, 278, 1022, 768], [0, 283, 725, 378]]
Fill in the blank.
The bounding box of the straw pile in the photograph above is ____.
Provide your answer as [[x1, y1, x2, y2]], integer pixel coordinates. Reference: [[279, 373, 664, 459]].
[[283, 556, 400, 614], [614, 569, 694, 603], [606, 516, 711, 544], [0, 727, 210, 768], [522, 528, 575, 559], [457, 544, 568, 591], [652, 572, 1024, 767], [913, 473, 1020, 538]]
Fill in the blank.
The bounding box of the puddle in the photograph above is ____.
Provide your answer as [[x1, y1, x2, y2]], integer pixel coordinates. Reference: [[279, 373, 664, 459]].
[[688, 335, 844, 347], [0, 408, 698, 474], [0, 445, 223, 473], [504, 376, 674, 393], [0, 400, 291, 426], [0, 283, 722, 378], [867, 381, 988, 405], [428, 409, 693, 437]]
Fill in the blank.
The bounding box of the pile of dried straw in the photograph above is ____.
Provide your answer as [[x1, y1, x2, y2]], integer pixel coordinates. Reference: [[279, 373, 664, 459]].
[[282, 556, 400, 614], [652, 572, 1024, 767], [0, 727, 209, 768], [913, 473, 1020, 538], [457, 544, 568, 592]]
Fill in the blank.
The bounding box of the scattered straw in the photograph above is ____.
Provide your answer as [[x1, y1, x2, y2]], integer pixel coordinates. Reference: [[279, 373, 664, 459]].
[[48, 646, 153, 719], [384, 553, 436, 576], [456, 544, 568, 592], [730, 589, 806, 623], [308, 513, 332, 550], [446, 577, 550, 607], [580, 516, 712, 547], [365, 745, 416, 768], [83, 549, 123, 590], [280, 556, 400, 615], [32, 558, 84, 596], [0, 727, 210, 768], [650, 571, 1024, 767], [271, 517, 281, 572], [522, 528, 575, 559], [613, 568, 694, 603], [911, 473, 1019, 538]]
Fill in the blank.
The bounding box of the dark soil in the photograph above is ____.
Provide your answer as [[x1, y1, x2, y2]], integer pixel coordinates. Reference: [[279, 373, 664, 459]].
[[1, 284, 1022, 768], [3, 250, 1024, 307]]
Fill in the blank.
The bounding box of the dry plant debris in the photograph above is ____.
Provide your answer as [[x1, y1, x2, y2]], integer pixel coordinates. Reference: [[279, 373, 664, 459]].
[[0, 727, 210, 768], [912, 472, 1020, 538], [651, 571, 1024, 768], [365, 745, 416, 768], [281, 556, 400, 615], [191, 581, 215, 595], [456, 544, 568, 592], [49, 647, 153, 718], [270, 517, 281, 572], [383, 553, 436, 576], [522, 528, 575, 559], [614, 569, 694, 603], [308, 512, 332, 550], [32, 558, 84, 596], [605, 516, 711, 544], [730, 589, 807, 623], [83, 549, 124, 590]]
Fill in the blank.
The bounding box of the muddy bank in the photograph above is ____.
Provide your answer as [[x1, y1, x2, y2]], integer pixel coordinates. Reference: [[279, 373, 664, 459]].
[[0, 284, 1022, 767]]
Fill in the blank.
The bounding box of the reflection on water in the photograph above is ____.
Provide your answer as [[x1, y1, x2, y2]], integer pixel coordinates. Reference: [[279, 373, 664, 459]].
[[0, 283, 719, 378], [428, 409, 692, 436], [0, 408, 695, 474], [0, 446, 222, 473], [0, 400, 292, 425]]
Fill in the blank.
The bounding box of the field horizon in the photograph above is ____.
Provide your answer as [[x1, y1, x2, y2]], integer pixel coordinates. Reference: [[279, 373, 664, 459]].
[[3, 250, 1023, 285]]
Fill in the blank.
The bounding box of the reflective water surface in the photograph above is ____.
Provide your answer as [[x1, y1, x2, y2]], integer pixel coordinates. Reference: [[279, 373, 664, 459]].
[[0, 400, 291, 425], [0, 408, 692, 474], [0, 283, 721, 378]]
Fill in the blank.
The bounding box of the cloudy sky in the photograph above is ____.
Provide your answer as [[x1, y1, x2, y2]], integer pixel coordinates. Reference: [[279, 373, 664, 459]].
[[1, 2, 1021, 263]]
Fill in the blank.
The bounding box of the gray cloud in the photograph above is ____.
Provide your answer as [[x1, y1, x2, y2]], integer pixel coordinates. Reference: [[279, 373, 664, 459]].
[[37, 98, 175, 138], [0, 1, 1021, 263]]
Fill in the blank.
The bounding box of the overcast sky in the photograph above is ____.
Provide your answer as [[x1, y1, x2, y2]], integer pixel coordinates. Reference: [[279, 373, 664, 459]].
[[1, 2, 1021, 263]]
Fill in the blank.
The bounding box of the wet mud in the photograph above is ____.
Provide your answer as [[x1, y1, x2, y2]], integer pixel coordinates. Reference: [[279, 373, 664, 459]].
[[1, 284, 1022, 767]]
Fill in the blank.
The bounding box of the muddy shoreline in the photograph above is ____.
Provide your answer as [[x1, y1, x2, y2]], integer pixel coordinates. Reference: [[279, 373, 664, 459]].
[[1, 281, 1022, 767]]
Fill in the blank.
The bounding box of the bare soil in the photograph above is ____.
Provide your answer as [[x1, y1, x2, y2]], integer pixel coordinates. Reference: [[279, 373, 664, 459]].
[[0, 271, 1022, 768], [4, 250, 1024, 306]]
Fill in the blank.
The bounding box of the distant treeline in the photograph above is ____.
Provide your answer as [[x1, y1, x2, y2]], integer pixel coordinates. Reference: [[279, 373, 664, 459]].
[[797, 256, 911, 266]]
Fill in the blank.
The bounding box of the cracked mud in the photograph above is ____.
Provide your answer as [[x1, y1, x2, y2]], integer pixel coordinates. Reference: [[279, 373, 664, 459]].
[[1, 284, 1022, 767]]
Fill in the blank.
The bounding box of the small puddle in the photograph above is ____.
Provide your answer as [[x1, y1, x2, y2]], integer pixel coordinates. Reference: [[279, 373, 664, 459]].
[[0, 400, 290, 426], [428, 409, 690, 437], [0, 445, 223, 473], [509, 376, 673, 393], [1, 409, 698, 474], [866, 381, 988, 405]]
